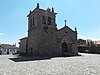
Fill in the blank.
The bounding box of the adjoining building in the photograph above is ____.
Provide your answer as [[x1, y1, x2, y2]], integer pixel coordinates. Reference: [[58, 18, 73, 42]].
[[78, 39, 86, 46], [19, 37, 28, 54], [95, 40, 100, 47], [0, 44, 19, 55], [19, 3, 78, 56]]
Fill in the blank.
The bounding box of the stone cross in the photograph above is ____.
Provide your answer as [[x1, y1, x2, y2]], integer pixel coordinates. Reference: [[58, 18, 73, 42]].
[[37, 3, 39, 8], [64, 20, 67, 26]]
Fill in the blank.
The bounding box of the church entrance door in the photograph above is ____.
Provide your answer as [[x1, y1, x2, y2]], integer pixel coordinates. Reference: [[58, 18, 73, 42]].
[[62, 42, 68, 52]]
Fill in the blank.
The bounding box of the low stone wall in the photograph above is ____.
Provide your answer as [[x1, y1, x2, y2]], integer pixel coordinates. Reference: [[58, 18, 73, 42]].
[[78, 46, 100, 54], [78, 46, 87, 53]]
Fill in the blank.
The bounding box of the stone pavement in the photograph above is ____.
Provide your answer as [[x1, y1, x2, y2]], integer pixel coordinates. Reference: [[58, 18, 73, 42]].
[[0, 53, 100, 75]]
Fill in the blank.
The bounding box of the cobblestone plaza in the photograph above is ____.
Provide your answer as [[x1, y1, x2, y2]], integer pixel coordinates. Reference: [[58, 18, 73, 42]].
[[0, 53, 100, 75]]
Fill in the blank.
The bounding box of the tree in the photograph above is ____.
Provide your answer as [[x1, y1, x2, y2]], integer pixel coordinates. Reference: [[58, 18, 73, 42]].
[[86, 39, 96, 53], [86, 39, 96, 47]]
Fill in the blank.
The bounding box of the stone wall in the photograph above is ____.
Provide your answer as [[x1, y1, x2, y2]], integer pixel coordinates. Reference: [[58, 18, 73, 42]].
[[19, 37, 28, 54], [78, 46, 100, 54]]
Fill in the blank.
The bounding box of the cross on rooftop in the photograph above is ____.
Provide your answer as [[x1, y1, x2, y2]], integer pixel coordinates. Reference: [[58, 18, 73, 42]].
[[64, 20, 67, 26]]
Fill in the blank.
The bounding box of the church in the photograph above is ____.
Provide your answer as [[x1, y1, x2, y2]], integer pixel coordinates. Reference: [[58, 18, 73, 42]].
[[19, 3, 78, 56]]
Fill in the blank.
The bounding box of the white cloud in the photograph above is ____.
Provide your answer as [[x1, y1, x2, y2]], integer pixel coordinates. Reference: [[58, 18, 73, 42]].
[[0, 33, 3, 36]]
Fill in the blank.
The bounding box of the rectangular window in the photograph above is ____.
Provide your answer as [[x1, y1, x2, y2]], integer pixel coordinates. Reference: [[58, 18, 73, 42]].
[[32, 17, 35, 25], [29, 18, 32, 27], [42, 16, 46, 24], [48, 17, 51, 25]]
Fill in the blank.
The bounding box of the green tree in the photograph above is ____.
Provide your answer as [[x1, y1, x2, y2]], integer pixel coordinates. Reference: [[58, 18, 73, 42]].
[[86, 39, 96, 47], [86, 39, 96, 53]]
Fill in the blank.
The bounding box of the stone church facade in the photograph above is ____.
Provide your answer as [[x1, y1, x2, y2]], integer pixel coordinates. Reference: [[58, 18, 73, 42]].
[[19, 3, 78, 56]]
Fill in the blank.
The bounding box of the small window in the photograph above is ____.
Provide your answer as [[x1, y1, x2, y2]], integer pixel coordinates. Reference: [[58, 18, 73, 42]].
[[42, 16, 46, 24], [32, 17, 35, 25], [29, 18, 32, 27], [48, 17, 51, 25], [66, 31, 68, 34]]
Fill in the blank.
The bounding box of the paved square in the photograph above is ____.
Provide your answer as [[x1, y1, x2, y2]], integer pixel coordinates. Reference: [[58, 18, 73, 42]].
[[0, 53, 100, 75]]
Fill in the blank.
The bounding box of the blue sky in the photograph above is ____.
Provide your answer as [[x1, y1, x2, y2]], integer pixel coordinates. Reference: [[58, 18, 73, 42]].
[[0, 0, 100, 46]]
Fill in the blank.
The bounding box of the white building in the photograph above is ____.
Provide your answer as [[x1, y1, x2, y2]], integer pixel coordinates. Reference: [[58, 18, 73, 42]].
[[95, 41, 100, 47], [0, 44, 19, 55]]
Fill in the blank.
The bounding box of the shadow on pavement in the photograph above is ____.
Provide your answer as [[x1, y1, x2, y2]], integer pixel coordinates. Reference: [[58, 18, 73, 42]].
[[9, 56, 52, 62], [9, 54, 82, 62]]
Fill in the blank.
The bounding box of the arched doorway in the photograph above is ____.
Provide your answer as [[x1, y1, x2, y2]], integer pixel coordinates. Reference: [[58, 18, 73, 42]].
[[62, 42, 68, 52]]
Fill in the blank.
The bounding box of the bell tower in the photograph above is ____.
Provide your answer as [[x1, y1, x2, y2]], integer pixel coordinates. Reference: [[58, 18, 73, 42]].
[[27, 3, 57, 32], [27, 3, 58, 56]]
